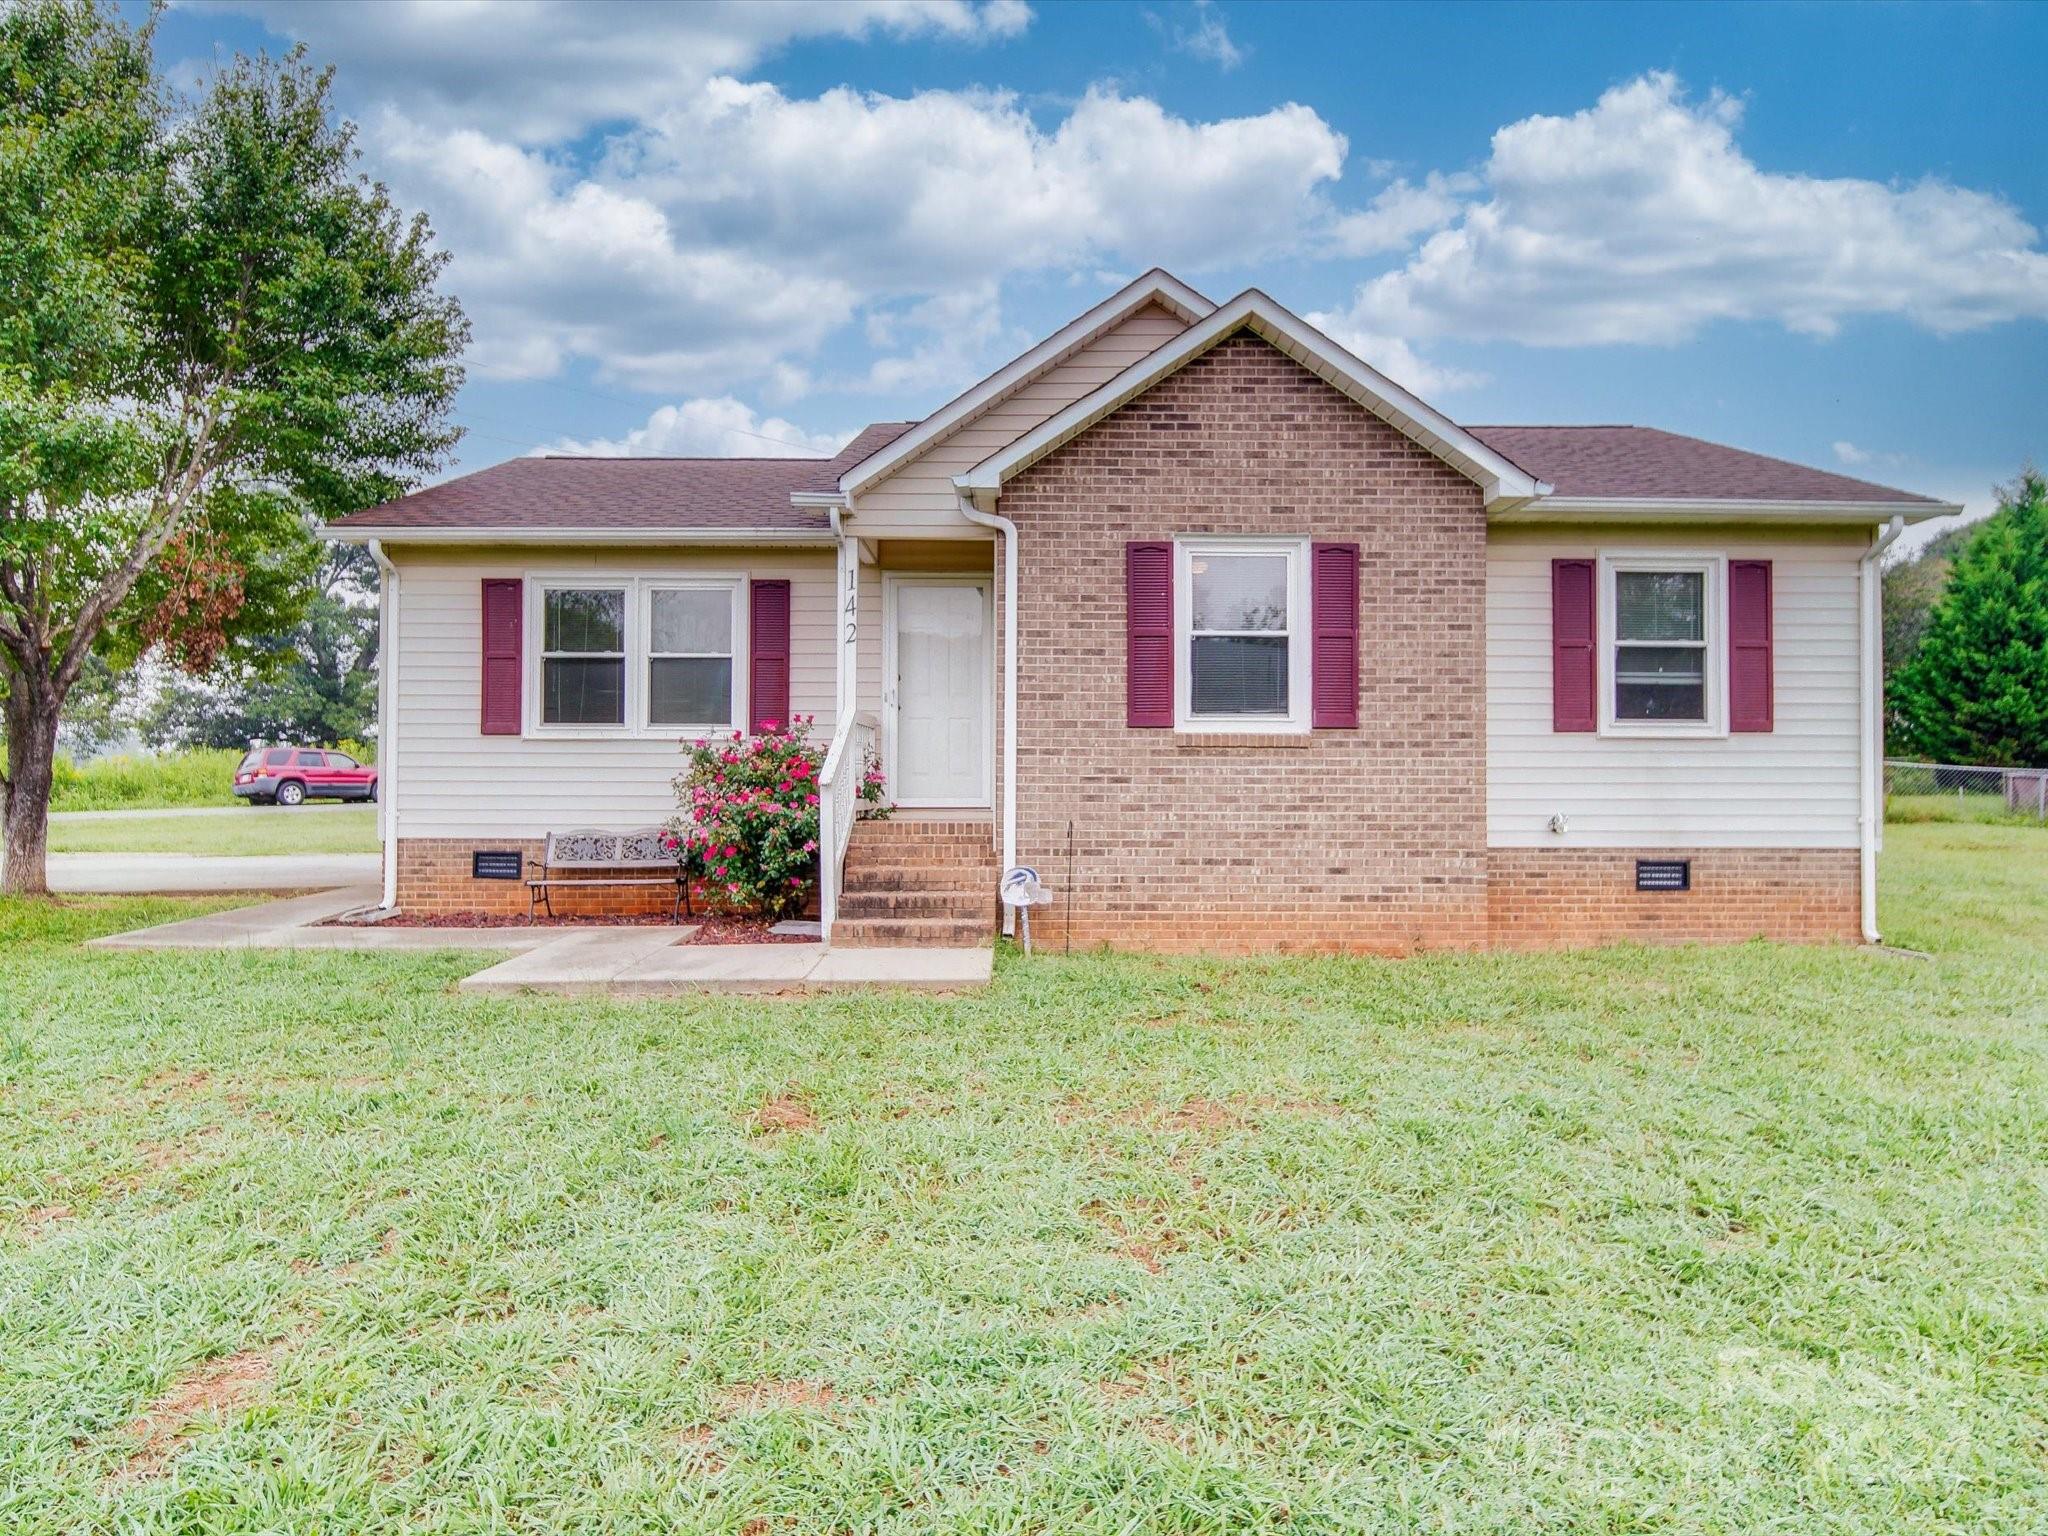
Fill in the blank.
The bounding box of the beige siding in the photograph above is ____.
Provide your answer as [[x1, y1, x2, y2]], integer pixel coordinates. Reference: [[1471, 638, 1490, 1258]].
[[844, 305, 1187, 720], [389, 544, 835, 839], [1487, 525, 1865, 849], [846, 301, 1191, 536]]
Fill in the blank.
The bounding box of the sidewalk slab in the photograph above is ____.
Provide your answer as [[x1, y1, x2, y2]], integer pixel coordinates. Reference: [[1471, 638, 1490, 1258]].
[[90, 885, 588, 953], [453, 927, 689, 991], [49, 852, 381, 893], [806, 947, 993, 988], [458, 937, 994, 995]]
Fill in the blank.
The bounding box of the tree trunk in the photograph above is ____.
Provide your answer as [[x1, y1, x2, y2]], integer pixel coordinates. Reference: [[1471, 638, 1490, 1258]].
[[2, 685, 60, 897]]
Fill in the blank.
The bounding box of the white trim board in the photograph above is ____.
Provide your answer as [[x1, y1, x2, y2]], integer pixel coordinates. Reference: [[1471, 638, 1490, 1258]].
[[955, 288, 1550, 509], [838, 268, 1214, 500]]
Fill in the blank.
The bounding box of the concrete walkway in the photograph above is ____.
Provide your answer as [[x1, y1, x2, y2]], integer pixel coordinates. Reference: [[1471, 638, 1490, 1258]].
[[89, 884, 995, 990], [457, 931, 993, 995], [48, 852, 382, 893], [88, 884, 553, 951]]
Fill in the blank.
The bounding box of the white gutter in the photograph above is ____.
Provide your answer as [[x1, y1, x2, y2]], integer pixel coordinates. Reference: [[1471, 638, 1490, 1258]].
[[368, 539, 400, 911], [956, 492, 1018, 931], [1498, 496, 1961, 526], [321, 526, 837, 547], [1858, 515, 1906, 943]]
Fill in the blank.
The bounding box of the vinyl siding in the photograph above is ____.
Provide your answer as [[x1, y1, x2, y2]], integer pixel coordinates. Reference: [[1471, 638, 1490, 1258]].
[[1487, 525, 1866, 848], [846, 303, 1187, 715], [846, 301, 1192, 537], [388, 544, 835, 839]]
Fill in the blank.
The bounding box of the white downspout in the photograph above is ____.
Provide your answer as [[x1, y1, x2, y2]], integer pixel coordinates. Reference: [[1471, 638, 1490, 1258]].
[[1858, 515, 1905, 943], [957, 492, 1018, 932], [369, 539, 400, 911]]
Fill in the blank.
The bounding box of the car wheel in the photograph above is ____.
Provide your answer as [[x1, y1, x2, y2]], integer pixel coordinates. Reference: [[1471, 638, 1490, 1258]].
[[367, 780, 378, 803], [276, 780, 306, 807]]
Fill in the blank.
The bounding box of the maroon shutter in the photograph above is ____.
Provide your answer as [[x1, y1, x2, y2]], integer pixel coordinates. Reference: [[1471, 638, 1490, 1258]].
[[1126, 541, 1173, 728], [749, 579, 791, 734], [1729, 559, 1774, 732], [1311, 542, 1360, 728], [480, 578, 522, 736], [1551, 559, 1597, 732]]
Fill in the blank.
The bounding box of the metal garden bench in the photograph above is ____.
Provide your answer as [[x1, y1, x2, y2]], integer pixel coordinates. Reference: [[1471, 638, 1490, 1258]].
[[527, 827, 691, 922]]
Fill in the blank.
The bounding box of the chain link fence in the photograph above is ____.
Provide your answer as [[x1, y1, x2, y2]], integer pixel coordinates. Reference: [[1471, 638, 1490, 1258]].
[[1886, 759, 2048, 823]]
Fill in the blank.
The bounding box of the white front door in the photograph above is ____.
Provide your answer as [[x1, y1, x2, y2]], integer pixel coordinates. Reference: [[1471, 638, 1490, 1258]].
[[888, 578, 991, 807]]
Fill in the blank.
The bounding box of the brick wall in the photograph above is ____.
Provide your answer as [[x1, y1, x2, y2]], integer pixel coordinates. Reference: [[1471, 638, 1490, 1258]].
[[395, 838, 684, 919], [1000, 332, 1491, 954], [1487, 847, 1861, 948]]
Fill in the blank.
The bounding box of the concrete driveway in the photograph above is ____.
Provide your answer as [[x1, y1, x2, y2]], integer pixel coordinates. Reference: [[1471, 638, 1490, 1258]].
[[44, 853, 382, 893]]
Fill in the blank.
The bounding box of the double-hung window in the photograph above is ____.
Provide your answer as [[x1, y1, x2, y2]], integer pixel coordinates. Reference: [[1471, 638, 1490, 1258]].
[[530, 576, 744, 735], [646, 584, 738, 730], [540, 586, 627, 726], [1175, 538, 1310, 732], [1602, 555, 1723, 733]]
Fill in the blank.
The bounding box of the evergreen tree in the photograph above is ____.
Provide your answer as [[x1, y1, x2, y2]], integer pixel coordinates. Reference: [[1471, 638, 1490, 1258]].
[[1892, 471, 2048, 766]]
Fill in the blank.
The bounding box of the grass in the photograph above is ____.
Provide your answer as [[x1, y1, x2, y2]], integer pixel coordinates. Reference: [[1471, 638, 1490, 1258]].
[[47, 806, 381, 857], [2, 824, 2044, 1533], [45, 749, 249, 812], [1887, 791, 2048, 827]]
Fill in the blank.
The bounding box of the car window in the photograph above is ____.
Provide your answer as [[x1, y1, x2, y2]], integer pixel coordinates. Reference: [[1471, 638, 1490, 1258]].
[[237, 750, 263, 773], [328, 753, 357, 770], [294, 750, 326, 768], [263, 748, 291, 767]]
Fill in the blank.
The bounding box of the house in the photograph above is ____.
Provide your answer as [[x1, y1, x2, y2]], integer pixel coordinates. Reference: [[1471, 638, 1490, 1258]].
[[323, 270, 1956, 951]]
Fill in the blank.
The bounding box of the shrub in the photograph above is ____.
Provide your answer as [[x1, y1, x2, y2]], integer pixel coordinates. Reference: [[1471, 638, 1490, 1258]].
[[667, 717, 885, 921]]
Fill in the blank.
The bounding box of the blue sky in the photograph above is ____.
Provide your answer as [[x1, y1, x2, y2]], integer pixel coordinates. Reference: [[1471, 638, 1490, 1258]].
[[156, 1, 2045, 544]]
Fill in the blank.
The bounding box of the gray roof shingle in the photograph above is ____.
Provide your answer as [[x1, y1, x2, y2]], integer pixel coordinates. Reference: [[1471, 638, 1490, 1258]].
[[1464, 425, 1943, 506], [329, 422, 915, 532], [332, 415, 1941, 536]]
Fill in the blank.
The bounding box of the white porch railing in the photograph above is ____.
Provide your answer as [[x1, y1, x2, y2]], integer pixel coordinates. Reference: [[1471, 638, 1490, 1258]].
[[817, 710, 876, 945]]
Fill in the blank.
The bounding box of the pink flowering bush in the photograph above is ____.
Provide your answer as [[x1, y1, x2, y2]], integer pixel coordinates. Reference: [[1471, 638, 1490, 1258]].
[[665, 715, 884, 921]]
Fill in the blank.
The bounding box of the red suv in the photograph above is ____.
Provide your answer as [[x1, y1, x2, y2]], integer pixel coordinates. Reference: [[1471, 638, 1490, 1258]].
[[233, 746, 379, 806]]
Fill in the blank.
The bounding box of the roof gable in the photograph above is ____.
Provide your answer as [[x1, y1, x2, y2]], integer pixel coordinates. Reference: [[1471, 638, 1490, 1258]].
[[837, 268, 1214, 499], [955, 290, 1547, 507]]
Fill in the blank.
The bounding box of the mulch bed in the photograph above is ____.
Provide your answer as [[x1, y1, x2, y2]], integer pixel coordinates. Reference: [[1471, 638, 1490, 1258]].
[[319, 910, 814, 943]]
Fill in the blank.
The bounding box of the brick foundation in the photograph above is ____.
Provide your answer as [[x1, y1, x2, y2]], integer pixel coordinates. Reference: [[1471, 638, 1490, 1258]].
[[395, 838, 684, 919], [1486, 847, 1861, 948]]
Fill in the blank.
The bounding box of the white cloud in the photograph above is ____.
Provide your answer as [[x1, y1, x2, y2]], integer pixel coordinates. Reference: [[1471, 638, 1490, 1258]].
[[1300, 315, 1486, 397], [1150, 1, 1244, 70], [366, 80, 1346, 393], [361, 109, 861, 390], [201, 0, 1034, 142], [546, 397, 852, 457], [1330, 171, 1476, 256], [1326, 72, 2048, 349], [1832, 440, 1872, 466]]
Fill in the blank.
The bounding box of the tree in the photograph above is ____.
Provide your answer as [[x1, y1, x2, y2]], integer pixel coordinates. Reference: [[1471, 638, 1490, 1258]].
[[142, 542, 379, 750], [1891, 470, 2048, 767], [0, 1, 465, 893]]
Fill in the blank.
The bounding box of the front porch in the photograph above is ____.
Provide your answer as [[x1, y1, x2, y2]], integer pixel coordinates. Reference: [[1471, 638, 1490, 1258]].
[[820, 536, 1004, 946]]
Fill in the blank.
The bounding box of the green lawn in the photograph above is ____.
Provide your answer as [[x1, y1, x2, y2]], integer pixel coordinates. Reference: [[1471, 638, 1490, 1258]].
[[3, 825, 2044, 1533], [48, 806, 381, 856]]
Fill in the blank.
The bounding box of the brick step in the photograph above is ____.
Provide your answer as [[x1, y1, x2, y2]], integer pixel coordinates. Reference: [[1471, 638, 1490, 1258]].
[[841, 865, 998, 893], [847, 831, 997, 854], [832, 915, 993, 948], [838, 889, 994, 920]]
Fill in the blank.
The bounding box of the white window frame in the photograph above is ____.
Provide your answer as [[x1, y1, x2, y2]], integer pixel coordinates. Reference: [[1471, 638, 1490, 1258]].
[[523, 573, 748, 740], [1173, 537, 1312, 735], [1598, 552, 1727, 738], [641, 580, 746, 735]]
